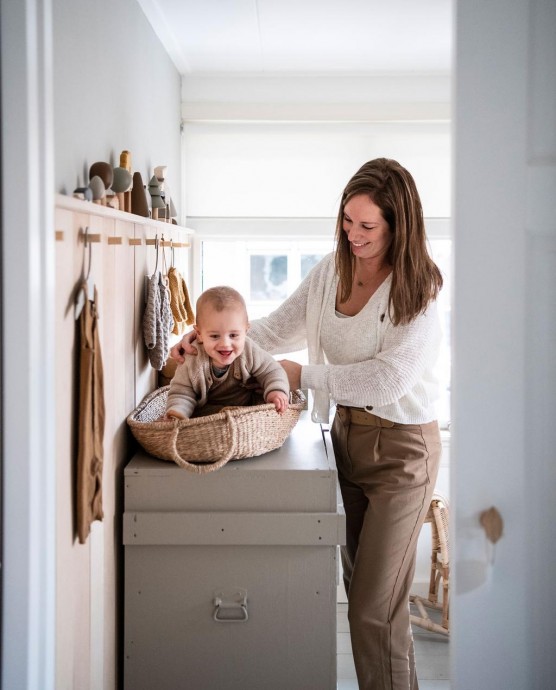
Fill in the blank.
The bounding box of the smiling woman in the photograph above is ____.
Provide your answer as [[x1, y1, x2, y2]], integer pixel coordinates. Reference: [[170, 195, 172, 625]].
[[220, 158, 445, 690]]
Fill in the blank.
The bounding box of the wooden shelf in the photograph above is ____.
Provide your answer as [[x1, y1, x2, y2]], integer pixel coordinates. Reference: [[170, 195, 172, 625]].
[[55, 193, 195, 235]]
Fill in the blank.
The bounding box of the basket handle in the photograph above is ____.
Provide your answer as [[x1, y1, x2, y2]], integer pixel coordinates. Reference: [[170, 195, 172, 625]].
[[168, 410, 238, 473]]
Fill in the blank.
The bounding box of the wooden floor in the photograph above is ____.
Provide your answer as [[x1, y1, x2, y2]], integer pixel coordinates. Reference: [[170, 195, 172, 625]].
[[336, 601, 450, 690]]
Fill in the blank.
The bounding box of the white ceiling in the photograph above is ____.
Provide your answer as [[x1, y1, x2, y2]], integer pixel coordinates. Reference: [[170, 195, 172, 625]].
[[138, 0, 452, 76]]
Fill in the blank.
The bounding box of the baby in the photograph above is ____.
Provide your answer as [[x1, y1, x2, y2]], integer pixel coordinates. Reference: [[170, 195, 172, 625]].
[[165, 286, 290, 419]]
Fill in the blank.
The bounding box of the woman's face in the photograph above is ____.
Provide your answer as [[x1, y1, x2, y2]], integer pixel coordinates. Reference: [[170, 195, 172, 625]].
[[342, 194, 392, 261]]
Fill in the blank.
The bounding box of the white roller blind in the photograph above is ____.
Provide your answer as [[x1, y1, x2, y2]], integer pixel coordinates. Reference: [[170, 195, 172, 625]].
[[184, 121, 451, 218]]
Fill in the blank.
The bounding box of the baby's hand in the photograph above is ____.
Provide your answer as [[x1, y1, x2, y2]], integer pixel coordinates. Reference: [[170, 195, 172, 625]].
[[165, 409, 186, 420], [266, 390, 289, 415]]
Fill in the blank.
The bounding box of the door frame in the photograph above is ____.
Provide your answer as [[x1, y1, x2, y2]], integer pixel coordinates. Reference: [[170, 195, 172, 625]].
[[0, 0, 56, 687]]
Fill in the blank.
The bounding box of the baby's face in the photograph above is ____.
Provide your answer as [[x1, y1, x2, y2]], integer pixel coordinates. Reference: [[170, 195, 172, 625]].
[[194, 305, 249, 368]]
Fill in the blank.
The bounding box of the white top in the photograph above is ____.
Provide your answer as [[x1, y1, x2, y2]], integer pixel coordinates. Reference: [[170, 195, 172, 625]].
[[321, 272, 392, 366], [249, 252, 441, 424]]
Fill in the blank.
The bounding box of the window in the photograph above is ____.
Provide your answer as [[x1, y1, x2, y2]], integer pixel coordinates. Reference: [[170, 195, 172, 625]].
[[200, 238, 332, 319]]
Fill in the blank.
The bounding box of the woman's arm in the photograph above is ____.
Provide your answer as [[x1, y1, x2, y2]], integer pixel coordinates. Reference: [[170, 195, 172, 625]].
[[301, 304, 441, 408], [169, 330, 197, 362], [170, 253, 333, 362], [249, 306, 307, 355], [247, 273, 313, 355], [278, 359, 302, 390]]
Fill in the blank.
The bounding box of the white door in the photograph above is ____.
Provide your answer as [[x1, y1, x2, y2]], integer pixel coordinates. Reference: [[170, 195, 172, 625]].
[[453, 0, 556, 688]]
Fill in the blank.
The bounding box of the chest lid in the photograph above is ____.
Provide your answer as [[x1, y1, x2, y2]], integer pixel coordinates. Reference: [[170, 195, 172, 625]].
[[125, 412, 337, 513]]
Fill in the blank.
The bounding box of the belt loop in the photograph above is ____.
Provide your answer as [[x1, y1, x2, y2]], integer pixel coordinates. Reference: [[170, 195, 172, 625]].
[[336, 404, 351, 426]]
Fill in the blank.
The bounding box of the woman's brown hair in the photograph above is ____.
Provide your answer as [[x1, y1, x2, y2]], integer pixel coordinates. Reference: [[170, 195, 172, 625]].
[[334, 158, 443, 326]]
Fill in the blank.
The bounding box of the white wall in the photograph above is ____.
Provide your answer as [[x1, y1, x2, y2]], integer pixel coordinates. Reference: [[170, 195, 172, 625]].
[[53, 0, 182, 206], [182, 73, 451, 122]]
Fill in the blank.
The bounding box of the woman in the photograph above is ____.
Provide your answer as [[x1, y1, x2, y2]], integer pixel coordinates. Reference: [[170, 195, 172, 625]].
[[172, 158, 443, 689]]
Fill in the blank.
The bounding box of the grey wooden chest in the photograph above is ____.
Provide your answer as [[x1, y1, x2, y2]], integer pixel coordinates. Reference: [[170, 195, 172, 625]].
[[123, 413, 345, 690]]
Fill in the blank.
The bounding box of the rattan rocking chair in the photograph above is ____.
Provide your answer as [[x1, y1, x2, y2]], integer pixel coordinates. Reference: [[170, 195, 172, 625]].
[[410, 493, 450, 636]]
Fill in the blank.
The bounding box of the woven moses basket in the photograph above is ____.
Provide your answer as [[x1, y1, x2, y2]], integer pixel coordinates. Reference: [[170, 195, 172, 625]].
[[127, 386, 305, 474]]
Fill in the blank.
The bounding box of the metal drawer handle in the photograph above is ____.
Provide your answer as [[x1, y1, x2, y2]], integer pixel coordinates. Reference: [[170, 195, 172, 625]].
[[213, 589, 249, 623]]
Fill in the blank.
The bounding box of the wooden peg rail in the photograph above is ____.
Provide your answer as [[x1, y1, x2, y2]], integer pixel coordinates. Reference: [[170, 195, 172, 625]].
[[83, 232, 101, 243], [144, 238, 190, 248], [54, 196, 195, 250], [54, 231, 189, 248]]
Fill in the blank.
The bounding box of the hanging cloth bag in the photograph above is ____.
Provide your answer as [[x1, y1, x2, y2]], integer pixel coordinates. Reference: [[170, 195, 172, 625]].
[[76, 281, 105, 543]]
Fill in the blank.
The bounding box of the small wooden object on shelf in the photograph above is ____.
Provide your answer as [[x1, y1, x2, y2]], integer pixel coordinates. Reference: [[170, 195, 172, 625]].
[[120, 150, 133, 212], [148, 175, 165, 220], [131, 171, 149, 217], [112, 166, 132, 212]]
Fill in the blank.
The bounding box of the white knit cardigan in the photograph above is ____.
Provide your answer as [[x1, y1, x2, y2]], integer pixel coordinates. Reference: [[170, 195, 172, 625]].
[[248, 253, 441, 424]]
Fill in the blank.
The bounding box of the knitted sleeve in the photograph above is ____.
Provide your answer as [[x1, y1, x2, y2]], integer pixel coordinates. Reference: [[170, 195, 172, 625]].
[[165, 360, 198, 418], [248, 258, 331, 354], [301, 302, 441, 409], [243, 339, 290, 398]]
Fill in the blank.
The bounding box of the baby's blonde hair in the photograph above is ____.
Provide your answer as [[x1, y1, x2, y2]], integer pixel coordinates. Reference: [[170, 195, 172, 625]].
[[196, 286, 248, 324]]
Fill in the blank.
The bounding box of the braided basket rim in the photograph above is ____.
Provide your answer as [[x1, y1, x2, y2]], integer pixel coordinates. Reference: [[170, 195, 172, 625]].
[[126, 386, 305, 472], [127, 386, 305, 429]]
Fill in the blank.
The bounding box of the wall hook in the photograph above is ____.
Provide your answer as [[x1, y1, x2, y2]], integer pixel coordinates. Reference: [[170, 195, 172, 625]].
[[160, 234, 169, 276], [153, 234, 159, 274], [84, 227, 92, 280]]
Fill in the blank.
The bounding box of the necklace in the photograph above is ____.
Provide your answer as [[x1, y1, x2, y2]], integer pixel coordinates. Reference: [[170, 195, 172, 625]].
[[355, 263, 391, 288], [355, 274, 370, 288], [354, 264, 373, 288]]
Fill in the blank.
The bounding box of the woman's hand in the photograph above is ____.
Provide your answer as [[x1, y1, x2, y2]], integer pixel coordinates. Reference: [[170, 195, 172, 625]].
[[278, 359, 302, 391], [169, 330, 198, 363]]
